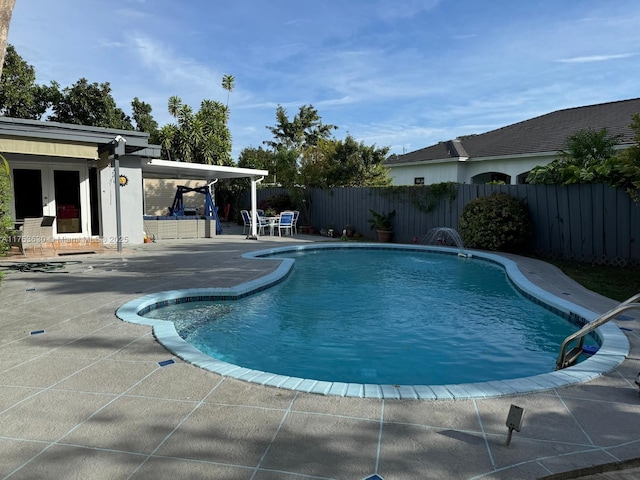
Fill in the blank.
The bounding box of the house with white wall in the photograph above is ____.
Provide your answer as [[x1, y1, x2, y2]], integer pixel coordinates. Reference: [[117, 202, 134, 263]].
[[386, 98, 640, 185], [0, 117, 268, 249]]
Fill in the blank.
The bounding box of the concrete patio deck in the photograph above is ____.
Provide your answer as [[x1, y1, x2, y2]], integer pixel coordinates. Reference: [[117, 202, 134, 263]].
[[0, 229, 639, 480]]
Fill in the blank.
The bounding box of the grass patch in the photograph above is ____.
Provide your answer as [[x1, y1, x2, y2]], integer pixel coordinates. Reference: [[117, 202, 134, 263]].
[[546, 260, 640, 302]]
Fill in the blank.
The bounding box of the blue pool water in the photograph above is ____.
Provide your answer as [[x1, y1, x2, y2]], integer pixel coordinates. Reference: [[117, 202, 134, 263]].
[[142, 248, 596, 385]]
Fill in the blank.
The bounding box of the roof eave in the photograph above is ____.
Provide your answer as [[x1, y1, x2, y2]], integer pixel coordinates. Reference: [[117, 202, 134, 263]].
[[0, 117, 150, 149], [387, 157, 463, 167], [143, 158, 269, 180]]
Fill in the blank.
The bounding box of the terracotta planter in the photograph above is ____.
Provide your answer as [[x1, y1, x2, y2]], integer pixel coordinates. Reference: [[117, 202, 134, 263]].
[[376, 230, 392, 242]]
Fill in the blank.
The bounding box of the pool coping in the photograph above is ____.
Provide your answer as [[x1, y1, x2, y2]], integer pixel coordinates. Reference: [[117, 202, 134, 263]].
[[115, 243, 630, 400]]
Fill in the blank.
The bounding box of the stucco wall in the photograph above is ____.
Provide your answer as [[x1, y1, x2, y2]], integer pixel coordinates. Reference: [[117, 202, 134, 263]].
[[99, 157, 144, 245], [143, 178, 208, 216], [389, 161, 459, 185], [389, 154, 557, 185], [465, 154, 557, 184]]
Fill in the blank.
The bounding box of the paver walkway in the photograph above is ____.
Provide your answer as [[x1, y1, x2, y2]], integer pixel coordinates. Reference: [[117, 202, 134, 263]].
[[0, 231, 639, 480]]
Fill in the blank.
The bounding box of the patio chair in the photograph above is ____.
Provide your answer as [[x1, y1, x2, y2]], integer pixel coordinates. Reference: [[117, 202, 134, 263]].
[[292, 210, 300, 235], [19, 216, 55, 256], [240, 209, 251, 234], [253, 210, 272, 233], [278, 211, 295, 236], [242, 209, 267, 235]]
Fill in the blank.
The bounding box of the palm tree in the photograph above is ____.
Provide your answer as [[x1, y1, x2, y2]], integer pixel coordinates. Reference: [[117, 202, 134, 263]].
[[168, 95, 182, 119], [158, 124, 177, 161], [0, 0, 16, 79], [221, 74, 235, 109]]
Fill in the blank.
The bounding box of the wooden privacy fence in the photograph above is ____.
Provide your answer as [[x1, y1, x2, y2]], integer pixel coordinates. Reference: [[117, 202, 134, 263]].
[[244, 184, 639, 266]]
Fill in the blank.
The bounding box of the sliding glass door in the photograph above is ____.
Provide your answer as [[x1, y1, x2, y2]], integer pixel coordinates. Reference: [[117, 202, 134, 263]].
[[11, 163, 92, 237], [54, 169, 82, 234]]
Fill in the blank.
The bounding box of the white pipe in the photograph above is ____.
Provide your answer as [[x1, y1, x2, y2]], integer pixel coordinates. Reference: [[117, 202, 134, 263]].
[[113, 135, 126, 252], [207, 178, 218, 212], [249, 176, 264, 238]]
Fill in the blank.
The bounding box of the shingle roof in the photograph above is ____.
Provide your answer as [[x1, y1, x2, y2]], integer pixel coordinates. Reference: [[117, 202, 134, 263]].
[[387, 97, 640, 165]]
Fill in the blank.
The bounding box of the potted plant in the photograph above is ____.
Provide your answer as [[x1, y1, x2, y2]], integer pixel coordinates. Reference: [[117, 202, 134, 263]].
[[368, 209, 395, 242]]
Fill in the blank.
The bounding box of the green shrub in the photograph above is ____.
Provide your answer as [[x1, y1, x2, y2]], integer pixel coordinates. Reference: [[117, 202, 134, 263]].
[[259, 193, 294, 213], [0, 154, 14, 256], [458, 192, 533, 252]]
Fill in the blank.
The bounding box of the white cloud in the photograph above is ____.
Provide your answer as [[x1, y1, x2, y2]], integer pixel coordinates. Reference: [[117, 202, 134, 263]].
[[349, 123, 449, 154], [113, 7, 149, 19], [451, 34, 478, 40], [97, 40, 127, 49], [373, 0, 440, 20], [557, 53, 637, 63], [131, 34, 220, 93]]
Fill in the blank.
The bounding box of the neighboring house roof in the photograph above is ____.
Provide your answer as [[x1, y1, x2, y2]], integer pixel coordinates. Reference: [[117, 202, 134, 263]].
[[387, 97, 640, 165]]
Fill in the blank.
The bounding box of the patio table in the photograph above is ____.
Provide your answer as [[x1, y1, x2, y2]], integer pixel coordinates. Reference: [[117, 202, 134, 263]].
[[262, 216, 279, 235]]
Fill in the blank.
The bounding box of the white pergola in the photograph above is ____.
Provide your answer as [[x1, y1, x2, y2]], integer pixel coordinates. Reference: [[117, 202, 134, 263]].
[[142, 158, 269, 238]]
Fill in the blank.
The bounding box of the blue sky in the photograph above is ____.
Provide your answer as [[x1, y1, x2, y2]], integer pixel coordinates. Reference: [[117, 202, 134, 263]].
[[7, 0, 640, 160]]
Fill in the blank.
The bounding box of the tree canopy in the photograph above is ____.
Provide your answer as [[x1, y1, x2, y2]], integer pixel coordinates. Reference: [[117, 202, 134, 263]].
[[0, 44, 59, 119], [264, 104, 337, 152], [299, 135, 391, 188], [238, 146, 276, 180], [0, 46, 146, 130], [158, 96, 232, 165], [131, 96, 160, 143], [251, 104, 390, 188], [0, 47, 139, 130], [48, 78, 133, 129], [221, 74, 235, 109], [0, 45, 235, 167]]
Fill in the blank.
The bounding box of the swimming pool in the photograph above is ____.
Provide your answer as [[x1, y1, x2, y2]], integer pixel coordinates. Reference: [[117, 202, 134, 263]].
[[116, 244, 629, 399]]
